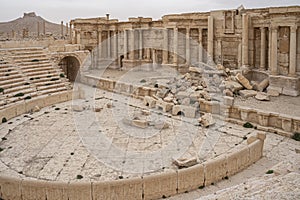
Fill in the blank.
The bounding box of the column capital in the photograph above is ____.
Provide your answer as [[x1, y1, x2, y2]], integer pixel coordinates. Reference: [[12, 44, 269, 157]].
[[290, 25, 297, 33], [270, 25, 278, 32], [260, 27, 266, 32]]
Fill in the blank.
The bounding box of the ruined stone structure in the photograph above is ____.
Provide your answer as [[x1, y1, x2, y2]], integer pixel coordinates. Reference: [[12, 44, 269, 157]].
[[0, 6, 299, 200], [71, 6, 300, 96]]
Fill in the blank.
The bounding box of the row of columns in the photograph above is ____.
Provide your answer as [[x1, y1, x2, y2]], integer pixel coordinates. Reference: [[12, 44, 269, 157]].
[[96, 25, 213, 65], [242, 13, 298, 76], [161, 25, 210, 65], [92, 17, 216, 66]]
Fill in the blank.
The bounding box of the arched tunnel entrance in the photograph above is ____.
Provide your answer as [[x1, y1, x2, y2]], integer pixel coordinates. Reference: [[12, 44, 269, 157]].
[[58, 56, 80, 82]]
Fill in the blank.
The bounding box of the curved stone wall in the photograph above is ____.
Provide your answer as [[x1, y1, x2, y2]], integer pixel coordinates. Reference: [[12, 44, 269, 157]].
[[0, 91, 72, 124], [0, 134, 265, 200]]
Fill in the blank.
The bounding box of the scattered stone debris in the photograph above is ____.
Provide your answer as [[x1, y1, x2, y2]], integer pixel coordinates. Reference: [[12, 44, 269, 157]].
[[255, 92, 270, 101], [32, 105, 41, 112], [198, 113, 215, 127], [267, 89, 280, 97], [173, 157, 198, 168], [257, 78, 269, 92], [239, 90, 257, 98], [235, 73, 253, 90]]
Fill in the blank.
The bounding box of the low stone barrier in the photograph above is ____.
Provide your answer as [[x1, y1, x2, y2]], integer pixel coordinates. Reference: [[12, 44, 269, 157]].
[[0, 91, 73, 124], [0, 134, 265, 200], [82, 75, 299, 136], [227, 105, 300, 136]]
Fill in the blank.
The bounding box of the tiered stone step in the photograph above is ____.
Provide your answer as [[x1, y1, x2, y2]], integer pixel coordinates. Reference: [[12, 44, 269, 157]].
[[0, 47, 72, 109]]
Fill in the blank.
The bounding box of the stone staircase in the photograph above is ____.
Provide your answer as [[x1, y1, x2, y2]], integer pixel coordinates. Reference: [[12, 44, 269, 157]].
[[0, 47, 72, 109]]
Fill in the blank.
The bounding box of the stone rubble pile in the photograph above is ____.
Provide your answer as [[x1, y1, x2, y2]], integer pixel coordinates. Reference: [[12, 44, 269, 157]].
[[218, 65, 274, 101]]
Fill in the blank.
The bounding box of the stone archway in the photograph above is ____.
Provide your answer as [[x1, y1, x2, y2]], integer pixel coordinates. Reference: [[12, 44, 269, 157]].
[[58, 56, 80, 82]]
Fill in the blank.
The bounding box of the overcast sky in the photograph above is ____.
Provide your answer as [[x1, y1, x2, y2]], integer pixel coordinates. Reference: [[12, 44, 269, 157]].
[[0, 0, 299, 24]]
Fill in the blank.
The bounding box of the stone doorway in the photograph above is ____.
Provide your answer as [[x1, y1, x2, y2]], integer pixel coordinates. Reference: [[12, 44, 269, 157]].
[[58, 56, 80, 82]]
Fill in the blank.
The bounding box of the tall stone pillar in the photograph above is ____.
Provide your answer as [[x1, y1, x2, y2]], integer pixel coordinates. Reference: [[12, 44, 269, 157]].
[[114, 31, 118, 59], [37, 22, 40, 37], [260, 27, 266, 70], [217, 39, 222, 64], [139, 30, 143, 60], [124, 30, 128, 59], [69, 23, 72, 41], [268, 28, 271, 71], [152, 49, 156, 64], [186, 28, 190, 65], [98, 31, 102, 58], [61, 21, 64, 37], [242, 14, 249, 67], [162, 29, 168, 64], [270, 26, 278, 75], [11, 30, 15, 39], [207, 16, 214, 64], [66, 23, 68, 36], [238, 42, 242, 67], [43, 21, 46, 35], [147, 48, 151, 60], [76, 30, 81, 44], [173, 27, 178, 65], [289, 25, 297, 76], [129, 29, 135, 60], [107, 31, 111, 58], [198, 28, 203, 63]]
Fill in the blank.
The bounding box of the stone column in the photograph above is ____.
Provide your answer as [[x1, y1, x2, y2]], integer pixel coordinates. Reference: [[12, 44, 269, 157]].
[[173, 27, 178, 65], [124, 30, 128, 59], [61, 21, 64, 37], [66, 23, 68, 36], [162, 29, 168, 64], [198, 28, 203, 63], [270, 26, 278, 75], [139, 30, 143, 60], [114, 31, 118, 59], [217, 39, 222, 64], [11, 30, 15, 39], [207, 16, 214, 64], [98, 31, 102, 58], [289, 25, 297, 76], [107, 31, 111, 58], [69, 23, 72, 40], [43, 21, 46, 35], [238, 42, 242, 67], [186, 28, 190, 65], [129, 29, 135, 60], [37, 22, 40, 37], [242, 14, 249, 66], [152, 49, 156, 64], [76, 30, 81, 44], [147, 48, 151, 60], [268, 28, 271, 71], [260, 27, 266, 70]]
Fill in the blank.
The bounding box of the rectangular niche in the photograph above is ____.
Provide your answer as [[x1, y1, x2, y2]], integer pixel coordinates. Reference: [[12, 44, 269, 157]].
[[224, 10, 235, 34]]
